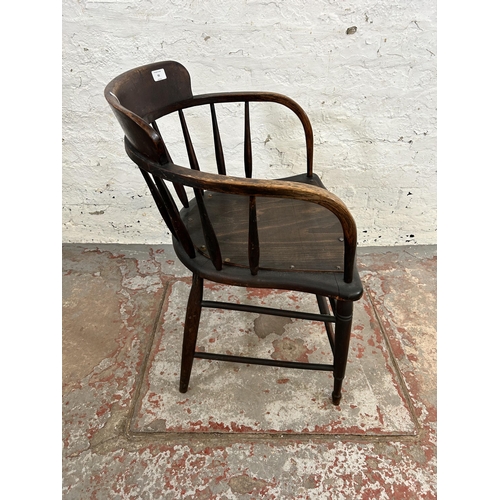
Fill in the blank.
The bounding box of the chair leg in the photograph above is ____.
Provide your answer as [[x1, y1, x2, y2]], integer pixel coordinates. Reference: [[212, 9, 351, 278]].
[[179, 273, 204, 393], [316, 295, 335, 352], [332, 299, 353, 405]]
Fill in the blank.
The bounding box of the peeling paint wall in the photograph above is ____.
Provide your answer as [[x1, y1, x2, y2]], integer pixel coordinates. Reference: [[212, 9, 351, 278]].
[[62, 0, 436, 246]]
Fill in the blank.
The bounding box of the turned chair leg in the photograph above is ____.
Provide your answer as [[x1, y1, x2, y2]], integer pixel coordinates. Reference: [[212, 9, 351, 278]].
[[332, 299, 353, 405], [179, 273, 203, 393], [316, 295, 335, 352]]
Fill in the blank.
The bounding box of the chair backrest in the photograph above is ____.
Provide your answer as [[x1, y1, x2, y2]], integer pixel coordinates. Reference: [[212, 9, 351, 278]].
[[105, 61, 357, 282], [105, 61, 193, 163]]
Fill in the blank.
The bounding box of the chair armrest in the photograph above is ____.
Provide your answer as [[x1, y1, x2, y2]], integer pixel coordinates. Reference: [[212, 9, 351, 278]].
[[126, 139, 357, 283]]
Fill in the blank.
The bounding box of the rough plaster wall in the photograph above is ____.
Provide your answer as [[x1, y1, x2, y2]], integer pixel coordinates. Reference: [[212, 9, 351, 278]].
[[62, 0, 436, 246]]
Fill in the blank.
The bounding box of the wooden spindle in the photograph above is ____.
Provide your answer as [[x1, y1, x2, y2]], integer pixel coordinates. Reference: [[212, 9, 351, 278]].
[[195, 190, 223, 270], [141, 169, 195, 258], [140, 169, 175, 235], [248, 195, 259, 275], [178, 109, 223, 270], [151, 121, 172, 162], [178, 109, 200, 171], [210, 103, 226, 175], [151, 120, 189, 208], [244, 101, 252, 178], [153, 174, 196, 258]]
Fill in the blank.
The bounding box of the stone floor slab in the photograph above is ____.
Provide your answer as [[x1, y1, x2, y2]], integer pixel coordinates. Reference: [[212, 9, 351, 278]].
[[62, 244, 436, 499]]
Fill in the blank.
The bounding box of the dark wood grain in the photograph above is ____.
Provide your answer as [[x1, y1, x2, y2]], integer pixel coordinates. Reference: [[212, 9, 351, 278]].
[[183, 186, 343, 272]]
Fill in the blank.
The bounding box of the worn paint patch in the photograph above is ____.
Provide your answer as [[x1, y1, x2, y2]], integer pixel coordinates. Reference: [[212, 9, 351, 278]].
[[228, 474, 270, 495], [254, 314, 292, 338], [63, 440, 436, 499], [271, 337, 312, 363]]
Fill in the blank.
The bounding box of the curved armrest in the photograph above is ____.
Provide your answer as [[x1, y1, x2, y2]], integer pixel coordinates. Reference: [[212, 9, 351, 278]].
[[125, 139, 357, 283]]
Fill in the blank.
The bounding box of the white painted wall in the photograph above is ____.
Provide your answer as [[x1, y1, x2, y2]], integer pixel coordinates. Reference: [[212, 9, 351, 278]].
[[62, 0, 436, 246]]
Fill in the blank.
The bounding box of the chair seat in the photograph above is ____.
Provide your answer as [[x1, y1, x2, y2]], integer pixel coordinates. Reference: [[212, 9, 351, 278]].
[[173, 173, 363, 300]]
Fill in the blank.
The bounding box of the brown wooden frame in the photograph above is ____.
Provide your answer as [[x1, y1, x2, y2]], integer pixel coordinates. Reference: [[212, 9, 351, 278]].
[[105, 61, 363, 405]]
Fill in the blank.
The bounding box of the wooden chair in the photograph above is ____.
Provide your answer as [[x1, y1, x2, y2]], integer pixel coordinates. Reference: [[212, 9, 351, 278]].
[[104, 61, 363, 405]]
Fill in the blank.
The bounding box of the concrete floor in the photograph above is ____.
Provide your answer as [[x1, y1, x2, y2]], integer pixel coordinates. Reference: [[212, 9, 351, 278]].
[[62, 244, 436, 499]]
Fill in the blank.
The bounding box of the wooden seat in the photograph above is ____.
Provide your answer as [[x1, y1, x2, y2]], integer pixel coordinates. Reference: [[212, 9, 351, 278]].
[[105, 61, 363, 405]]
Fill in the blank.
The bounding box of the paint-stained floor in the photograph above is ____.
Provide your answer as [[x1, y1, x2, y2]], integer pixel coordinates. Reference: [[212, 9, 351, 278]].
[[62, 244, 436, 499]]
